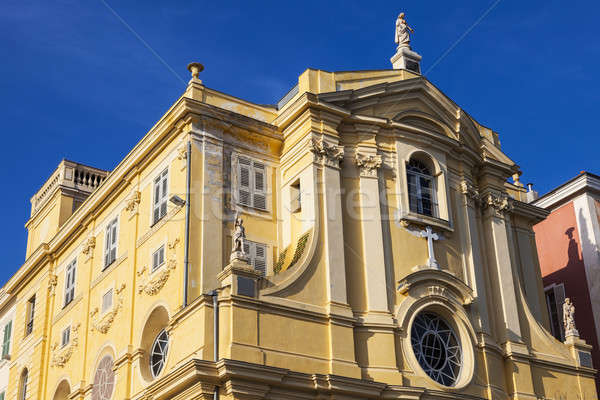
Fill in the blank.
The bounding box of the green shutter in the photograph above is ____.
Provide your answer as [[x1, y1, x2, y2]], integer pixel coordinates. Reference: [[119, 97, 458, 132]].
[[2, 321, 11, 357], [0, 390, 5, 400]]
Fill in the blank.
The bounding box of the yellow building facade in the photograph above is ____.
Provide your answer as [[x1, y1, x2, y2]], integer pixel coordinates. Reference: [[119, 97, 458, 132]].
[[1, 29, 597, 400]]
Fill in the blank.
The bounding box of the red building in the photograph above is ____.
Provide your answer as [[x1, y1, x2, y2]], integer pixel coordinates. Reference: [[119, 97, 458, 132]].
[[532, 172, 600, 390]]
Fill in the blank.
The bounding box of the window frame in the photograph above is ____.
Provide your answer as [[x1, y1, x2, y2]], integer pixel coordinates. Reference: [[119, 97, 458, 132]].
[[406, 158, 438, 218], [102, 288, 114, 314], [64, 258, 77, 307], [152, 168, 169, 225], [151, 244, 166, 273], [19, 369, 28, 400], [61, 326, 71, 348], [103, 218, 119, 270], [25, 296, 35, 337], [544, 283, 566, 341], [242, 240, 268, 276], [235, 155, 268, 211], [1, 320, 12, 359]]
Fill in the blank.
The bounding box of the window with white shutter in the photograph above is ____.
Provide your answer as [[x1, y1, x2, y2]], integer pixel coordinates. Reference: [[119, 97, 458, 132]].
[[25, 296, 35, 336], [236, 157, 267, 210], [64, 259, 77, 307], [242, 240, 267, 276], [61, 326, 70, 348], [102, 289, 114, 314], [104, 218, 118, 269], [153, 169, 169, 224], [152, 245, 166, 272]]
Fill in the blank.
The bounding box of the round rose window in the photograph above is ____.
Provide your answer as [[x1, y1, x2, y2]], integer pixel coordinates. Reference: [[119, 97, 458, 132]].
[[92, 355, 115, 400], [410, 311, 462, 386]]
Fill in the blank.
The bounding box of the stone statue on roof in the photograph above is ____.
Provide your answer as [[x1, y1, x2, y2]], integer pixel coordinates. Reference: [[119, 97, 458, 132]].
[[395, 12, 414, 49]]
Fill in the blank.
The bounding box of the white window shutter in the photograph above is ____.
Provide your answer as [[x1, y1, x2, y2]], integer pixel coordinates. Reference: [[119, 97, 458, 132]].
[[238, 158, 251, 206], [104, 226, 111, 267], [253, 162, 267, 210], [254, 244, 267, 276]]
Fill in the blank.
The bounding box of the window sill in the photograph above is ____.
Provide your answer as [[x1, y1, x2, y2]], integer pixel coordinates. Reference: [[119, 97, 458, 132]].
[[399, 211, 453, 233]]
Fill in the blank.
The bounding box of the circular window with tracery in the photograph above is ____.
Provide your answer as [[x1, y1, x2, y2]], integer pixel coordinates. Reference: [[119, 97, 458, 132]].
[[410, 311, 462, 387], [150, 329, 169, 378], [92, 355, 115, 400]]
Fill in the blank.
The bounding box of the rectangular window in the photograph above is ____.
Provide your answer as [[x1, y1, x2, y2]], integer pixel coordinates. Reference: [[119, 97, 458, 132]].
[[545, 283, 565, 341], [61, 326, 70, 348], [242, 241, 267, 276], [237, 157, 267, 210], [152, 245, 166, 272], [290, 180, 301, 213], [2, 321, 12, 359], [104, 218, 118, 269], [102, 289, 113, 314], [25, 296, 35, 336], [64, 259, 77, 307], [153, 169, 169, 224]]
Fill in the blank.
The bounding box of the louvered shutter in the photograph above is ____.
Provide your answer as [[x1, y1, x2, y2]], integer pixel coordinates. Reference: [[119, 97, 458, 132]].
[[254, 244, 267, 276], [153, 177, 161, 223], [243, 241, 250, 257], [104, 225, 112, 267], [160, 171, 168, 218], [2, 321, 11, 357], [238, 158, 251, 206], [555, 284, 566, 340], [110, 221, 117, 263], [253, 162, 267, 210]]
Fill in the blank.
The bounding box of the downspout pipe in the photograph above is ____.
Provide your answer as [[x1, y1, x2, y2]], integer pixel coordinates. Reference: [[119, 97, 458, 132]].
[[183, 140, 191, 308], [212, 290, 219, 400]]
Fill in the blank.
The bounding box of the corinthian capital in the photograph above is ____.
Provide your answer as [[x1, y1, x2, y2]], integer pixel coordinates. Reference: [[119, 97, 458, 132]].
[[483, 192, 513, 216], [310, 138, 344, 167], [354, 152, 382, 177], [460, 180, 480, 207]]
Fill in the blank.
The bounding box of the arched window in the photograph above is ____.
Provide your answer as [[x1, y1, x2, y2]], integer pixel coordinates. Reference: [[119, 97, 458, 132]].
[[407, 158, 437, 217], [92, 355, 115, 400], [150, 329, 169, 378], [19, 369, 28, 400]]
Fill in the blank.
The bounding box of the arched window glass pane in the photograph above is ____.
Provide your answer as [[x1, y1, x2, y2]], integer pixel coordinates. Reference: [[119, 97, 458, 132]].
[[411, 312, 462, 386], [150, 329, 169, 378], [92, 355, 115, 400], [407, 158, 436, 216]]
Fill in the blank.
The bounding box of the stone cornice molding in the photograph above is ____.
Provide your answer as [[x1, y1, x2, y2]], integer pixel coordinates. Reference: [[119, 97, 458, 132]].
[[354, 152, 382, 178], [309, 137, 344, 168], [51, 323, 81, 368], [533, 172, 600, 210]]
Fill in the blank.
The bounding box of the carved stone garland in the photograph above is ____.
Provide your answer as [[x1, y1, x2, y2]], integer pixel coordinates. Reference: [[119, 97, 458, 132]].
[[137, 238, 180, 296], [48, 274, 58, 296], [51, 323, 81, 368], [354, 152, 382, 177], [125, 190, 141, 219], [90, 284, 126, 334], [82, 235, 96, 262], [310, 138, 344, 167]]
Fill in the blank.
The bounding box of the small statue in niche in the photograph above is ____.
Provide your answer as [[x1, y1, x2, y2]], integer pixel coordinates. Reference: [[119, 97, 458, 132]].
[[230, 214, 249, 262]]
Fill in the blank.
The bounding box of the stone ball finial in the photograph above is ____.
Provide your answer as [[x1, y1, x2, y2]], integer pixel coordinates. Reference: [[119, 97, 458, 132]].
[[187, 62, 204, 79]]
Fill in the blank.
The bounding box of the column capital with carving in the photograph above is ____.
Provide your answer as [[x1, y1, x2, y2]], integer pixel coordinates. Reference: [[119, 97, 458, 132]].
[[310, 137, 344, 168], [354, 152, 382, 178]]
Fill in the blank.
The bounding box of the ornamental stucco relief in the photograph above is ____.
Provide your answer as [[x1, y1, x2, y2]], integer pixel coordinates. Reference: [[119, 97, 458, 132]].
[[51, 323, 81, 368], [137, 238, 179, 296], [90, 283, 126, 334]]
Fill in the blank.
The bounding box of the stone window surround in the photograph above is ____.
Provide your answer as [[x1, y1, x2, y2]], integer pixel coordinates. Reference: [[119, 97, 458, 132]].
[[396, 144, 452, 231]]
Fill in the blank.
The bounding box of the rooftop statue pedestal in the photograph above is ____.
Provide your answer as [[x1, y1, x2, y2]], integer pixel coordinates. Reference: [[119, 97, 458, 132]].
[[390, 46, 422, 73], [217, 259, 262, 298]]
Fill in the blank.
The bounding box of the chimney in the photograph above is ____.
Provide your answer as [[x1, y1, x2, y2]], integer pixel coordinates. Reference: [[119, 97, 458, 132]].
[[526, 183, 539, 203]]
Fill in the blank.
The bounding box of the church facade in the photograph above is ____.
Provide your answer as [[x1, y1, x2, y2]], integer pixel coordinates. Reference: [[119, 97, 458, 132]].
[[1, 20, 597, 400]]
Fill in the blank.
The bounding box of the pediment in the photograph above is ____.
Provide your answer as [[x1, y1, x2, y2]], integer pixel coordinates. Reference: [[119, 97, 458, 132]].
[[318, 78, 485, 153]]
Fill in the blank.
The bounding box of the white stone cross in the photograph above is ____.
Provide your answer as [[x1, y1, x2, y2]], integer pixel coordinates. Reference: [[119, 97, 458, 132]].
[[419, 226, 441, 269]]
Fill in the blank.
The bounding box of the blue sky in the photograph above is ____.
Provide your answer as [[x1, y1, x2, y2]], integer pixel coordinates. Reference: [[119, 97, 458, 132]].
[[1, 1, 598, 284]]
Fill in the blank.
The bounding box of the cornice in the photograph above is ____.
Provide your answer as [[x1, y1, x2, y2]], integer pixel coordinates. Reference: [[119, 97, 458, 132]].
[[533, 172, 600, 210]]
